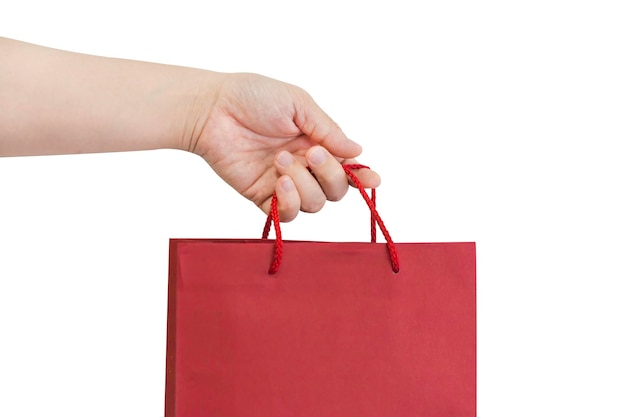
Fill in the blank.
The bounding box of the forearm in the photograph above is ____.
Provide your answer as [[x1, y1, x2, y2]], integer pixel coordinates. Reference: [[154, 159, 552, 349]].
[[0, 37, 221, 157]]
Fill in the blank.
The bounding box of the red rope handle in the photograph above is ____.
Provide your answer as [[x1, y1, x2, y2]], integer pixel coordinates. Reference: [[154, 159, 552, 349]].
[[262, 164, 399, 274], [371, 188, 377, 243], [342, 164, 399, 272], [262, 191, 283, 273], [343, 164, 377, 243]]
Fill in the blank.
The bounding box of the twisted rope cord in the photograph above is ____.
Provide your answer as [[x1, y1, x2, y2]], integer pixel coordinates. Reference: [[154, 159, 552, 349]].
[[342, 165, 399, 272], [262, 164, 399, 274]]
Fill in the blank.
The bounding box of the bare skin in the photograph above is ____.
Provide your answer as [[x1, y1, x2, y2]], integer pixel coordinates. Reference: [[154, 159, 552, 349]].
[[0, 37, 380, 221]]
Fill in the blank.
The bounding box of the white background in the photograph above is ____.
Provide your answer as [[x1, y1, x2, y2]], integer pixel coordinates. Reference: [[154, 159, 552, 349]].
[[1, 1, 625, 416]]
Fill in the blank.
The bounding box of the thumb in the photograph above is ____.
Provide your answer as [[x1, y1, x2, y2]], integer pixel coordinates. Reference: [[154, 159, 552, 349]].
[[293, 90, 362, 159]]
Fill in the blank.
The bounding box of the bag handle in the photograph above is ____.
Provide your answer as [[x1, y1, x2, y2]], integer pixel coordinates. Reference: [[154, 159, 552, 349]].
[[262, 164, 400, 274]]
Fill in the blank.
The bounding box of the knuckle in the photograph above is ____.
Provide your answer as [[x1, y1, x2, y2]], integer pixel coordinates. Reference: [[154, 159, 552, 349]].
[[301, 197, 326, 213], [279, 210, 298, 223], [326, 187, 348, 202], [319, 172, 349, 202]]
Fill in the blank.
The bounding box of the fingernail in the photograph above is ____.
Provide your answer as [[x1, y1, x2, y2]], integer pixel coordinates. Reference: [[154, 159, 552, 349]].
[[309, 147, 327, 166], [277, 151, 294, 168], [281, 177, 295, 192]]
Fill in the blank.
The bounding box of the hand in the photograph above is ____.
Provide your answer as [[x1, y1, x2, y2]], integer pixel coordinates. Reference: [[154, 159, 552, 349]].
[[189, 73, 381, 221], [0, 38, 380, 222]]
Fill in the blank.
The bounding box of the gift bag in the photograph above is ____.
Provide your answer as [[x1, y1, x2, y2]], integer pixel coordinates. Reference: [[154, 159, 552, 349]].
[[165, 166, 476, 417]]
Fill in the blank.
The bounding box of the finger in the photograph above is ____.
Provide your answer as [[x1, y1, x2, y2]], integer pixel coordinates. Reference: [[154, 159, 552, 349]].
[[305, 146, 349, 202], [342, 158, 382, 189], [275, 150, 326, 213], [293, 90, 362, 159], [275, 175, 300, 222], [259, 176, 301, 222]]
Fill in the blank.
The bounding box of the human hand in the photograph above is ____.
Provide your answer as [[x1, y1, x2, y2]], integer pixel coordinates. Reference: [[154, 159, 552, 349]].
[[0, 38, 379, 222], [187, 73, 381, 221]]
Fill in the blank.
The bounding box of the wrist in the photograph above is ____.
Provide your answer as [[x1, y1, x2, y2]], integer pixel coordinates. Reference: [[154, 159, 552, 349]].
[[169, 69, 227, 155]]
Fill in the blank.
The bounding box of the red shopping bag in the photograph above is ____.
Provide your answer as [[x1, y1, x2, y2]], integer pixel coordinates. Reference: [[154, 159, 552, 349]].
[[165, 166, 476, 417]]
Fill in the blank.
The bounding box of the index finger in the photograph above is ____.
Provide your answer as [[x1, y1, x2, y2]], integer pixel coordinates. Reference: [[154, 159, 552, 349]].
[[292, 90, 363, 159]]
